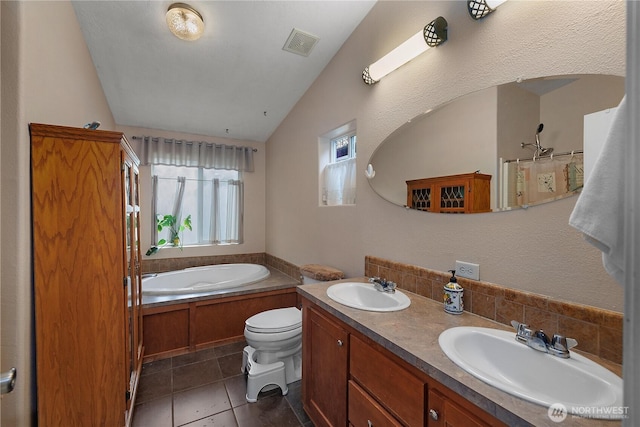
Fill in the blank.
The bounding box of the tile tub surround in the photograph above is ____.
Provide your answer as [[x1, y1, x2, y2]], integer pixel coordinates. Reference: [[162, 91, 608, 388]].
[[298, 279, 622, 427], [141, 252, 302, 282], [365, 255, 623, 364]]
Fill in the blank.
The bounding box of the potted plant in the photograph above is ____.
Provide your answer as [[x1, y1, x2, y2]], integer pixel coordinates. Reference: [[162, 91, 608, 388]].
[[145, 214, 192, 256]]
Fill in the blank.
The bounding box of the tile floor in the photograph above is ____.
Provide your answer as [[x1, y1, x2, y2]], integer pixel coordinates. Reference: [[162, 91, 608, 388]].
[[132, 341, 313, 427]]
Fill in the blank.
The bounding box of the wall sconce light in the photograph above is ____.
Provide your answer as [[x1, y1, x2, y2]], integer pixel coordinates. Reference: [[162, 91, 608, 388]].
[[467, 0, 508, 20], [166, 3, 205, 41], [362, 16, 448, 85]]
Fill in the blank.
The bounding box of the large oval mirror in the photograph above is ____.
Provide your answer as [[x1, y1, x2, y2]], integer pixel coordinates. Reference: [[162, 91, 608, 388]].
[[368, 74, 625, 213]]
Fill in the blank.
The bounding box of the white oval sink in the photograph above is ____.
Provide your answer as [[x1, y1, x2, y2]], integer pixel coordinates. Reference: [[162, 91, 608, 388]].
[[326, 282, 411, 312], [439, 326, 623, 419]]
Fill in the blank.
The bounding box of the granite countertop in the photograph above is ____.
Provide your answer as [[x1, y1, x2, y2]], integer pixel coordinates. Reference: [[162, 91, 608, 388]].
[[142, 266, 299, 308], [297, 278, 623, 427]]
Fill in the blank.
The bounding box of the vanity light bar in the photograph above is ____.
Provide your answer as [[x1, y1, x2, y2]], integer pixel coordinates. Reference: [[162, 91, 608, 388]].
[[467, 0, 508, 20], [362, 16, 447, 85]]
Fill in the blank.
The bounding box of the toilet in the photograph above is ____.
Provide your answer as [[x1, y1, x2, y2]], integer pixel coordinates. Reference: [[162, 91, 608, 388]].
[[242, 264, 344, 402], [242, 307, 302, 402]]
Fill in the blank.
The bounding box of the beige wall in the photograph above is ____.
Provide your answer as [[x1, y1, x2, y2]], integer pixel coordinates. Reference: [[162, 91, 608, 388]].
[[1, 1, 114, 424], [0, 1, 628, 424], [266, 1, 625, 311], [117, 125, 267, 259]]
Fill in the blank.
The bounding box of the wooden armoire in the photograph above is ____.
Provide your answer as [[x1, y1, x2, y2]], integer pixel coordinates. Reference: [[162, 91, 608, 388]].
[[30, 123, 144, 426]]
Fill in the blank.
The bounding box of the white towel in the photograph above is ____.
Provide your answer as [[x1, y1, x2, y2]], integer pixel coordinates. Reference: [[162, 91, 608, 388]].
[[569, 96, 627, 285]]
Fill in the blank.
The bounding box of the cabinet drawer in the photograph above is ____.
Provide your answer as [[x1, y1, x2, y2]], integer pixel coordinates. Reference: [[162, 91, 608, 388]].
[[349, 381, 403, 427], [350, 335, 425, 426], [428, 388, 502, 427]]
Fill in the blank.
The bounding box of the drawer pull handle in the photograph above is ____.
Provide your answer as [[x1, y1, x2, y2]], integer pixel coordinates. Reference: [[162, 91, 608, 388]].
[[367, 420, 373, 427], [337, 339, 344, 347], [429, 409, 439, 421]]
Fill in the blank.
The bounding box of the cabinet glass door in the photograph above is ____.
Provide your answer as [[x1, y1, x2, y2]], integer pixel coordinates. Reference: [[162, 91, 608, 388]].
[[131, 167, 143, 364], [122, 157, 143, 407], [122, 159, 134, 395], [439, 184, 466, 211]]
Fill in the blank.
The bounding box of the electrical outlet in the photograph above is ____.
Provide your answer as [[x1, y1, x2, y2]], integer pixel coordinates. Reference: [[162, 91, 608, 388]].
[[455, 260, 480, 280]]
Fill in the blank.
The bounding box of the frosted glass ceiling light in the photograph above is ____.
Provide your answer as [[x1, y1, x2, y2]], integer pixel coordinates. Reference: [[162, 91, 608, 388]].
[[467, 0, 508, 20], [166, 3, 204, 41], [362, 17, 447, 85]]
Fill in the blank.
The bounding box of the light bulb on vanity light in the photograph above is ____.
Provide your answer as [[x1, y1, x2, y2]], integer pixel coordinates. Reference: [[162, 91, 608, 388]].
[[362, 16, 447, 85]]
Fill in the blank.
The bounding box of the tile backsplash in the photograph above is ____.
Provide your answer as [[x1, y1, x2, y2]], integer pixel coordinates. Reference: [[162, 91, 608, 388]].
[[365, 255, 622, 364], [141, 253, 622, 364]]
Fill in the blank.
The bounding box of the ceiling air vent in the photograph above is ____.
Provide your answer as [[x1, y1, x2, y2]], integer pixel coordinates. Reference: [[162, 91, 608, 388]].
[[283, 28, 319, 57]]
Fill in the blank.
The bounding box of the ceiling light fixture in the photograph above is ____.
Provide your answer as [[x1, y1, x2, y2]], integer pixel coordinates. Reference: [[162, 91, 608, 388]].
[[362, 17, 448, 85], [166, 3, 204, 41], [467, 0, 508, 20]]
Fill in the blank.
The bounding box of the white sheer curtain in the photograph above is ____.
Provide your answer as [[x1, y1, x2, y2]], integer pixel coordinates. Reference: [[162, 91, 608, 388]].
[[171, 177, 187, 228], [151, 175, 158, 243], [137, 136, 255, 172], [151, 176, 186, 244], [323, 158, 357, 205], [209, 179, 244, 243]]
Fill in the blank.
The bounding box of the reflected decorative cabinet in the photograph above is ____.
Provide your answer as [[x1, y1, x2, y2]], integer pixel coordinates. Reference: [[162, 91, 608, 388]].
[[406, 172, 492, 213], [30, 124, 143, 427]]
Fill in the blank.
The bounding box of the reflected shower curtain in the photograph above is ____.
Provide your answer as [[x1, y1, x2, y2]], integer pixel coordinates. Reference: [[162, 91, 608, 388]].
[[503, 154, 584, 207]]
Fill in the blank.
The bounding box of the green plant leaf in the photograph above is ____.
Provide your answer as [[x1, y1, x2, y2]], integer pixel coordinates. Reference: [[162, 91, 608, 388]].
[[157, 239, 167, 245], [184, 214, 193, 231]]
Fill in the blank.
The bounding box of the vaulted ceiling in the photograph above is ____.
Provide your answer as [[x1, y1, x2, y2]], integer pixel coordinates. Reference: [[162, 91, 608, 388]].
[[72, 1, 376, 142]]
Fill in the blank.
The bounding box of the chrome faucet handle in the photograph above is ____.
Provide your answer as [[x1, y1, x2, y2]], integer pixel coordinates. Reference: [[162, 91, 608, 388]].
[[511, 320, 532, 342], [547, 334, 578, 358], [552, 334, 578, 352], [384, 280, 397, 293]]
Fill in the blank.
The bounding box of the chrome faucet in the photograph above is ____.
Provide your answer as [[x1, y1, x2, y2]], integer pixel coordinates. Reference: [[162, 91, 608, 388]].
[[511, 321, 578, 358], [368, 277, 397, 293]]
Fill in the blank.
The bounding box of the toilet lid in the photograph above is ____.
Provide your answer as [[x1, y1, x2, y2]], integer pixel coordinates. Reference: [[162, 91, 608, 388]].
[[245, 307, 302, 333]]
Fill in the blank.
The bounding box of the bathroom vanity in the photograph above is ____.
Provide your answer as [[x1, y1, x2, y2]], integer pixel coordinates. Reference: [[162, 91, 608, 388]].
[[299, 279, 622, 427]]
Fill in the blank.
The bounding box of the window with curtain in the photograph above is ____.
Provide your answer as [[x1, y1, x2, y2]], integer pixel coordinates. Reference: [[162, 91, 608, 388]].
[[152, 166, 243, 245], [322, 133, 357, 205], [138, 136, 253, 246]]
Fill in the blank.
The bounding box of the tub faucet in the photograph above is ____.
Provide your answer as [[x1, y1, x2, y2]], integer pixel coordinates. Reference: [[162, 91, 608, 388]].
[[369, 277, 397, 293], [511, 321, 578, 358]]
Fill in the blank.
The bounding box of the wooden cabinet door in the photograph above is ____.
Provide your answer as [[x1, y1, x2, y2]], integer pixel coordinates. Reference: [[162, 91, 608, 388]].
[[348, 380, 403, 427], [350, 335, 425, 426], [436, 178, 469, 213], [428, 388, 504, 427], [31, 124, 128, 426], [303, 304, 349, 427]]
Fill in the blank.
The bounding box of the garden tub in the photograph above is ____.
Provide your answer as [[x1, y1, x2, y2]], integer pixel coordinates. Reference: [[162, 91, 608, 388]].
[[142, 263, 271, 296]]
